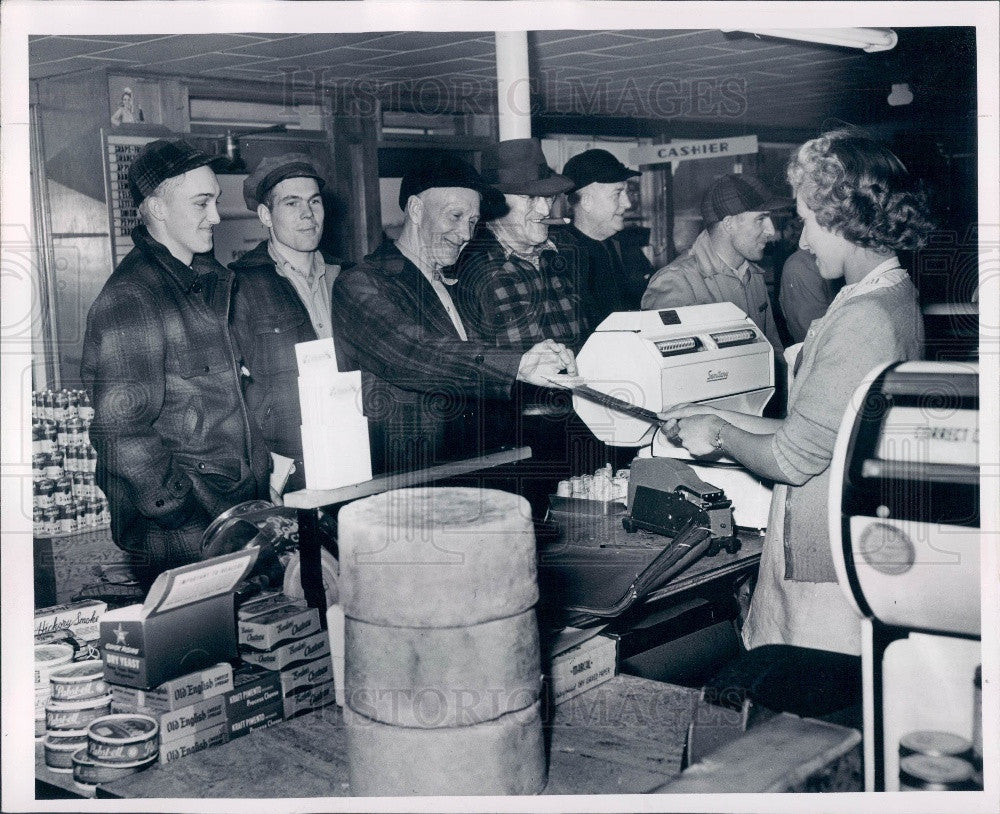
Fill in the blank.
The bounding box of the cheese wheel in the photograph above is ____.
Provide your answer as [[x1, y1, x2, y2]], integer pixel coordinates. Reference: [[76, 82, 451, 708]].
[[345, 610, 541, 727], [337, 488, 538, 626], [345, 700, 546, 796]]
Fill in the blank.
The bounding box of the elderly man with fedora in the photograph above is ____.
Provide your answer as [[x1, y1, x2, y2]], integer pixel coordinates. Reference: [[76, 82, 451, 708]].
[[81, 140, 270, 584], [331, 152, 576, 476], [454, 138, 581, 350], [229, 153, 347, 493], [554, 148, 654, 331], [642, 174, 788, 355]]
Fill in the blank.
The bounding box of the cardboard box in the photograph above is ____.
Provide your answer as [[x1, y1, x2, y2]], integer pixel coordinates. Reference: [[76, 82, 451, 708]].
[[35, 600, 107, 642], [278, 654, 333, 699], [237, 592, 305, 622], [547, 628, 617, 706], [283, 681, 335, 720], [110, 662, 233, 714], [240, 630, 329, 672], [156, 694, 228, 744], [99, 550, 257, 689], [238, 605, 320, 652], [227, 701, 283, 739], [158, 722, 230, 765], [224, 663, 282, 722]]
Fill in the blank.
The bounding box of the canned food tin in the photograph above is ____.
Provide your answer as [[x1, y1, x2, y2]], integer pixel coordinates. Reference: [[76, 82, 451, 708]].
[[50, 661, 108, 702], [36, 643, 75, 684], [88, 714, 159, 764], [34, 507, 46, 535], [55, 390, 70, 424], [35, 478, 55, 509], [899, 754, 976, 791], [45, 452, 63, 480], [33, 424, 45, 455], [44, 732, 90, 771], [82, 500, 97, 528], [85, 446, 98, 473], [66, 417, 84, 447], [42, 507, 60, 536], [78, 391, 94, 421], [72, 747, 156, 786], [899, 730, 973, 760], [33, 452, 48, 479], [54, 478, 73, 507], [82, 473, 96, 500], [58, 505, 77, 535], [42, 422, 58, 453], [46, 694, 112, 731]]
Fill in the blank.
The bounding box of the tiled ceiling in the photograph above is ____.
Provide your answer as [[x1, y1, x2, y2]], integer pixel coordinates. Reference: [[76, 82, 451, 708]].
[[28, 28, 977, 129]]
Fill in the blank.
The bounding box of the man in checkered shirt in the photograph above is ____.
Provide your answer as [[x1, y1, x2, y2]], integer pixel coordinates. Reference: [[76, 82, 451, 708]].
[[455, 138, 582, 351]]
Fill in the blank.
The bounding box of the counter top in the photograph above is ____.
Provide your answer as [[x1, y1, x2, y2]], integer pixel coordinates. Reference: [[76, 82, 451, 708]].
[[36, 675, 699, 799]]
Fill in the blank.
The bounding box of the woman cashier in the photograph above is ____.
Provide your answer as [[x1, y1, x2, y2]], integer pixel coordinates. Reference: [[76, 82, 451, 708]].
[[661, 130, 933, 658]]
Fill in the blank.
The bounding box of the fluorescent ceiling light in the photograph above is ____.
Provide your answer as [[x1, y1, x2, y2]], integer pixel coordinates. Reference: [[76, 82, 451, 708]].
[[721, 28, 898, 53]]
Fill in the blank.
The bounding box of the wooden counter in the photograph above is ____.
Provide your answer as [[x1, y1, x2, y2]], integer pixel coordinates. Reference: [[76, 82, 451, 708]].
[[37, 676, 699, 799]]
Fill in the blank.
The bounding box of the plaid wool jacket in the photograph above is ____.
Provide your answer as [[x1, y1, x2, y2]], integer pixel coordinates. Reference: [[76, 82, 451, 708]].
[[81, 227, 270, 559], [331, 238, 525, 473], [454, 225, 585, 351]]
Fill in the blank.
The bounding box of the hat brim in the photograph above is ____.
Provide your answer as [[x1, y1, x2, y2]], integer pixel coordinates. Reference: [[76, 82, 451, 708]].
[[494, 174, 574, 197], [759, 196, 794, 213]]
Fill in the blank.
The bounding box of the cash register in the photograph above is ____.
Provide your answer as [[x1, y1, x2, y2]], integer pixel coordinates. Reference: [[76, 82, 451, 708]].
[[573, 303, 776, 530]]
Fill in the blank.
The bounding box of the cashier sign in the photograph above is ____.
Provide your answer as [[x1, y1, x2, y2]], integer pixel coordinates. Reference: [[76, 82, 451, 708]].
[[630, 135, 758, 167]]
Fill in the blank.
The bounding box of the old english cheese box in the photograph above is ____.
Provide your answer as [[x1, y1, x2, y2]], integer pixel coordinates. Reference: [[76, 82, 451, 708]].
[[100, 550, 257, 689], [111, 662, 233, 714]]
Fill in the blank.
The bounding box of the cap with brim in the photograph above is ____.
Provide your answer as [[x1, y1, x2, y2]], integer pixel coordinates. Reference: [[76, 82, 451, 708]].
[[128, 140, 228, 207], [487, 138, 573, 197], [562, 149, 640, 191], [701, 174, 793, 226], [243, 153, 326, 210], [398, 154, 488, 210]]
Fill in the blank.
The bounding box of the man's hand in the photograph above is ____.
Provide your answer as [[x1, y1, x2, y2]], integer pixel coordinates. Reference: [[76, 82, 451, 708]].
[[658, 404, 726, 456], [516, 339, 577, 386]]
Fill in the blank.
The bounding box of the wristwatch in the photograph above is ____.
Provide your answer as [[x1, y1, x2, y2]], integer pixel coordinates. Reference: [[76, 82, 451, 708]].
[[712, 422, 725, 451]]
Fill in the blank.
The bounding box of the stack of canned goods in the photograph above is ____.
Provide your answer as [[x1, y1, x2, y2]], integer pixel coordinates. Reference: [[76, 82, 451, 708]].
[[898, 729, 980, 791], [31, 388, 109, 537]]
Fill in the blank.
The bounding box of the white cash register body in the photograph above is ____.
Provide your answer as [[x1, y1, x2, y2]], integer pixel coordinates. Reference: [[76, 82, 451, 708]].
[[574, 303, 775, 530]]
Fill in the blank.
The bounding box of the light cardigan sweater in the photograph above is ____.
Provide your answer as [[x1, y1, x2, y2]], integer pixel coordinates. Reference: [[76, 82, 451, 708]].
[[743, 258, 923, 655]]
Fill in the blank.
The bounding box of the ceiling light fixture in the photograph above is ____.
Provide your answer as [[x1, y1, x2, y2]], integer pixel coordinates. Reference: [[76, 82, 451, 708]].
[[721, 28, 898, 53]]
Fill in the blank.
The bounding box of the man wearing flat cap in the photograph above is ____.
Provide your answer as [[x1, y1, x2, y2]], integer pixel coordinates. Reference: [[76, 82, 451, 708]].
[[331, 152, 576, 476], [642, 174, 788, 355], [455, 138, 582, 350], [82, 139, 270, 584], [229, 153, 346, 493], [554, 148, 654, 331]]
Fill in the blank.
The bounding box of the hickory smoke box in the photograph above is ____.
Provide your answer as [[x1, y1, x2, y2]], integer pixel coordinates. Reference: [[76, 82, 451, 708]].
[[279, 654, 334, 698], [109, 661, 233, 713], [240, 630, 330, 671], [224, 663, 281, 721], [158, 721, 229, 765], [239, 604, 320, 651], [35, 600, 107, 642]]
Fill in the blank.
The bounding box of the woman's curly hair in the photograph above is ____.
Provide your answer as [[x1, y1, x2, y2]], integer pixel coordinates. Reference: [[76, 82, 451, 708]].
[[787, 130, 934, 251]]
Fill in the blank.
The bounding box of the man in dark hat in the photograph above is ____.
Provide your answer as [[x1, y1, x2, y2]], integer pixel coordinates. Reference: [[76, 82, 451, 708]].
[[229, 153, 346, 493], [455, 138, 581, 350], [554, 148, 655, 331], [331, 151, 576, 476], [641, 173, 789, 354], [81, 139, 271, 584]]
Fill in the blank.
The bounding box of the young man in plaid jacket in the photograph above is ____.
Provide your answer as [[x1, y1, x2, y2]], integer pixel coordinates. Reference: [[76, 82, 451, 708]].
[[81, 140, 270, 584]]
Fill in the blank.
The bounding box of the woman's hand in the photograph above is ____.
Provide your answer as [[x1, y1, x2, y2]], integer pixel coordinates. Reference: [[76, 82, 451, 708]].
[[660, 412, 727, 457]]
